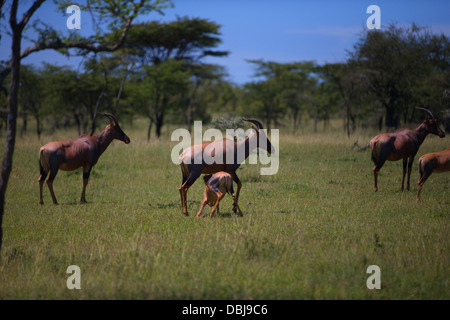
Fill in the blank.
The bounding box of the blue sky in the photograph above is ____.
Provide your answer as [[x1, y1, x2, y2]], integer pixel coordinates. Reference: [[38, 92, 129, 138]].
[[1, 0, 450, 84]]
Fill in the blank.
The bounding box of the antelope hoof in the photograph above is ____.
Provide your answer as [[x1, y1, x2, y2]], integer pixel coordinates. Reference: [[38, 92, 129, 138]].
[[39, 200, 44, 205]]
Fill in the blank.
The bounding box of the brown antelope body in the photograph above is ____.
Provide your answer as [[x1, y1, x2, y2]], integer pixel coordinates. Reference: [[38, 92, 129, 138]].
[[196, 172, 242, 218], [38, 113, 130, 204], [370, 108, 445, 192], [179, 118, 274, 216], [416, 148, 450, 202]]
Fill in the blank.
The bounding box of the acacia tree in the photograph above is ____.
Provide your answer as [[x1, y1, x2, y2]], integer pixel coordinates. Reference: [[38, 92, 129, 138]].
[[318, 62, 368, 137], [0, 0, 172, 252], [122, 17, 228, 137], [41, 63, 107, 135], [143, 58, 190, 139], [214, 81, 242, 119], [245, 60, 318, 131], [180, 63, 226, 130], [18, 65, 46, 138], [351, 24, 450, 130], [82, 54, 134, 135], [278, 62, 317, 133]]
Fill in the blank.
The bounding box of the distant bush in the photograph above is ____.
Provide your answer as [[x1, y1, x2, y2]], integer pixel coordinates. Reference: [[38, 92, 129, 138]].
[[208, 117, 244, 131]]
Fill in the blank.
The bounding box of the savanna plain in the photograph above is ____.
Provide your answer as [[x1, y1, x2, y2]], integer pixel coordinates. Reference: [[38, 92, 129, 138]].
[[0, 119, 448, 299]]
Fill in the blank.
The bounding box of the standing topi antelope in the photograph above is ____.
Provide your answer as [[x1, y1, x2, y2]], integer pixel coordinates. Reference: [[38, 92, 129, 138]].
[[179, 118, 274, 216], [38, 113, 130, 204], [196, 171, 242, 218], [370, 107, 445, 192], [416, 148, 450, 202]]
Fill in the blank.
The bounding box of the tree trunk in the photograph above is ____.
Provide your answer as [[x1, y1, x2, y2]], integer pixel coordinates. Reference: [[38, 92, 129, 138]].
[[0, 1, 22, 251], [147, 118, 153, 141], [313, 105, 318, 133], [81, 114, 88, 134], [403, 105, 409, 124], [90, 91, 106, 136], [346, 102, 351, 138], [35, 114, 42, 139], [155, 96, 167, 138], [155, 112, 164, 138], [292, 104, 299, 134], [20, 113, 27, 137], [74, 113, 81, 136], [112, 63, 133, 115], [384, 103, 399, 130]]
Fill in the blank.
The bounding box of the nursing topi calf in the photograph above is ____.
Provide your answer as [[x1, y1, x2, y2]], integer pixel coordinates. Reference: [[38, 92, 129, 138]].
[[416, 148, 450, 202], [179, 118, 274, 216], [370, 107, 445, 192], [196, 172, 242, 218], [38, 113, 130, 204]]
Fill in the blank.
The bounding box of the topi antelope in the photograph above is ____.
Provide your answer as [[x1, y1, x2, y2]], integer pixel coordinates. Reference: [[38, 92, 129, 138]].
[[38, 113, 130, 204], [370, 107, 445, 192], [196, 172, 242, 218], [179, 118, 274, 216], [416, 148, 450, 202]]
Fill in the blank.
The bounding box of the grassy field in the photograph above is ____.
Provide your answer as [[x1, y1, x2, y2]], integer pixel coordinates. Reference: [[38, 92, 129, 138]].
[[0, 120, 448, 299]]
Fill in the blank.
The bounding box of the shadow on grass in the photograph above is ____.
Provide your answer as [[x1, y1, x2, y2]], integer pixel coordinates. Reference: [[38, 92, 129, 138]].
[[149, 199, 200, 209], [195, 212, 242, 219], [147, 199, 244, 219], [39, 200, 120, 206]]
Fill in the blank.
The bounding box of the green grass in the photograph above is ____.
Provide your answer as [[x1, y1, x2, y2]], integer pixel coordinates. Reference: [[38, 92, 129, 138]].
[[0, 122, 448, 299]]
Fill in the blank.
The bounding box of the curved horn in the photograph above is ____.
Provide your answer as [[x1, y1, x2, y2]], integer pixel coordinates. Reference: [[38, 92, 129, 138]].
[[98, 112, 118, 125], [416, 107, 435, 120], [242, 118, 264, 130]]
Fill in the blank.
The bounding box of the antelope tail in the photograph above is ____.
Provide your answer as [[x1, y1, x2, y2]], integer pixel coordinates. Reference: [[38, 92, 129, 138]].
[[418, 158, 424, 175]]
